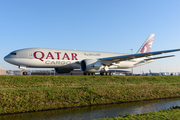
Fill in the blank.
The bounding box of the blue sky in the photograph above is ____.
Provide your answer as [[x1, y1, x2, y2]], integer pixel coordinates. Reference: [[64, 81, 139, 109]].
[[1, 0, 180, 73]]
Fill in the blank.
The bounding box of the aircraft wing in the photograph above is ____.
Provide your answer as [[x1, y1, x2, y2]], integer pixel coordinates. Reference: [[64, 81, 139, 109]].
[[100, 49, 180, 62]]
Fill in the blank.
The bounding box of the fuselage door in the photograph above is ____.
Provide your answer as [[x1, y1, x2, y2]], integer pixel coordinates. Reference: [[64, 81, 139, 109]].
[[29, 52, 33, 59]]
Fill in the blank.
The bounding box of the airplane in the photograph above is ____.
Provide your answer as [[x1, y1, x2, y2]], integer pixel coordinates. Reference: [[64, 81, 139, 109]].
[[142, 71, 149, 76], [149, 69, 162, 76], [4, 34, 180, 75], [142, 70, 165, 76]]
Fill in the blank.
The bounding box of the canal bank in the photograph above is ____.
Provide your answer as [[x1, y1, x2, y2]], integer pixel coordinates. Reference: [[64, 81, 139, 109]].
[[0, 98, 180, 120], [1, 76, 180, 115], [102, 105, 180, 120]]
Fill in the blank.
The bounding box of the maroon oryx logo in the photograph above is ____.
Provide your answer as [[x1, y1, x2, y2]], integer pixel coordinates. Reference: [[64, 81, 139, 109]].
[[91, 63, 95, 68], [140, 37, 154, 53]]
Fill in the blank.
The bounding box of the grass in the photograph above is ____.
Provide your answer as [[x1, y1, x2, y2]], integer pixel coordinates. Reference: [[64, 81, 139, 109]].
[[0, 75, 180, 114], [100, 106, 180, 120]]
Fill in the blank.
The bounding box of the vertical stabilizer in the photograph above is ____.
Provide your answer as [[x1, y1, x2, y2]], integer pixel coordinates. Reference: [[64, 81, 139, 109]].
[[137, 34, 155, 53]]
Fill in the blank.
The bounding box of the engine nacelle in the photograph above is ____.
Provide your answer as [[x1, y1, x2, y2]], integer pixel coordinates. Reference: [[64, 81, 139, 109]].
[[55, 67, 74, 73], [81, 59, 104, 73]]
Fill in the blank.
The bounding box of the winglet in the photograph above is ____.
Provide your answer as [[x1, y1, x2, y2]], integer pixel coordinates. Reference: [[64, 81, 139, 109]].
[[137, 34, 155, 53]]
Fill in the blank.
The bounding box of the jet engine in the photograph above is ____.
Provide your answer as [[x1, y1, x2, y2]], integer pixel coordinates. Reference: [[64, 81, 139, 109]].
[[81, 59, 104, 73], [55, 67, 74, 73]]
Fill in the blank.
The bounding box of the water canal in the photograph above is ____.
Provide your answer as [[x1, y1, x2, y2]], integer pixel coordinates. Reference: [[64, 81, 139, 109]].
[[1, 98, 180, 120]]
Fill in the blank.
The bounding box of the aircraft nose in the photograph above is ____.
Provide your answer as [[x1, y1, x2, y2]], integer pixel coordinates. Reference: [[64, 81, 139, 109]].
[[4, 55, 10, 62]]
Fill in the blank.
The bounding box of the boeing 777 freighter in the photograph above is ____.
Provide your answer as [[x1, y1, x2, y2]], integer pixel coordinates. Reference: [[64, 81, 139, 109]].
[[4, 34, 180, 75]]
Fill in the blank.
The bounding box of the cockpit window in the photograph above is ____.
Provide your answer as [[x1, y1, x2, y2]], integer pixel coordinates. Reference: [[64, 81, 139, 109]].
[[10, 52, 16, 55]]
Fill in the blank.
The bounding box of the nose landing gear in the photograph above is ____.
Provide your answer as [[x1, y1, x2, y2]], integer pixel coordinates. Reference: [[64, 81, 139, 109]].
[[19, 66, 27, 75]]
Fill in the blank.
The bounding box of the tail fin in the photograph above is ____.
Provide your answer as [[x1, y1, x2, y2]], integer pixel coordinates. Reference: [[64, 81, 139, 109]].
[[149, 69, 152, 73], [137, 34, 155, 53]]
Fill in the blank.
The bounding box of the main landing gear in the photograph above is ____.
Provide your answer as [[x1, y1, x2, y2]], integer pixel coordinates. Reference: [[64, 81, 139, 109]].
[[83, 72, 113, 76], [83, 73, 95, 75], [100, 72, 113, 76]]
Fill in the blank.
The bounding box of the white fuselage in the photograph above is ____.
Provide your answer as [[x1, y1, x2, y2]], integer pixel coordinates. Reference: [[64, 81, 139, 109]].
[[4, 48, 154, 70]]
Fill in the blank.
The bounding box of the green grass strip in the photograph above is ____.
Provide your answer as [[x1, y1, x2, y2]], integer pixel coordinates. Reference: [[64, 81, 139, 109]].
[[100, 106, 180, 120], [0, 75, 180, 114]]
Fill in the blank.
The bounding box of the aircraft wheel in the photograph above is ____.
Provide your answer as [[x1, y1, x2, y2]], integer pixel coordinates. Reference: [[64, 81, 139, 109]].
[[23, 72, 27, 75], [103, 72, 106, 76], [106, 72, 109, 75], [83, 72, 87, 75], [91, 73, 95, 75], [109, 72, 113, 76], [100, 72, 103, 75]]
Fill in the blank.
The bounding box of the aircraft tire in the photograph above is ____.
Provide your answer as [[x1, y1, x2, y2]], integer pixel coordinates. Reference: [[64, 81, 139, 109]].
[[91, 73, 95, 75], [109, 72, 113, 76], [106, 72, 109, 76], [23, 72, 27, 75]]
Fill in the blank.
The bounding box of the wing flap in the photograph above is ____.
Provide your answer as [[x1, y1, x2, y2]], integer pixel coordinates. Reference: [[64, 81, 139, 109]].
[[145, 55, 175, 60]]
